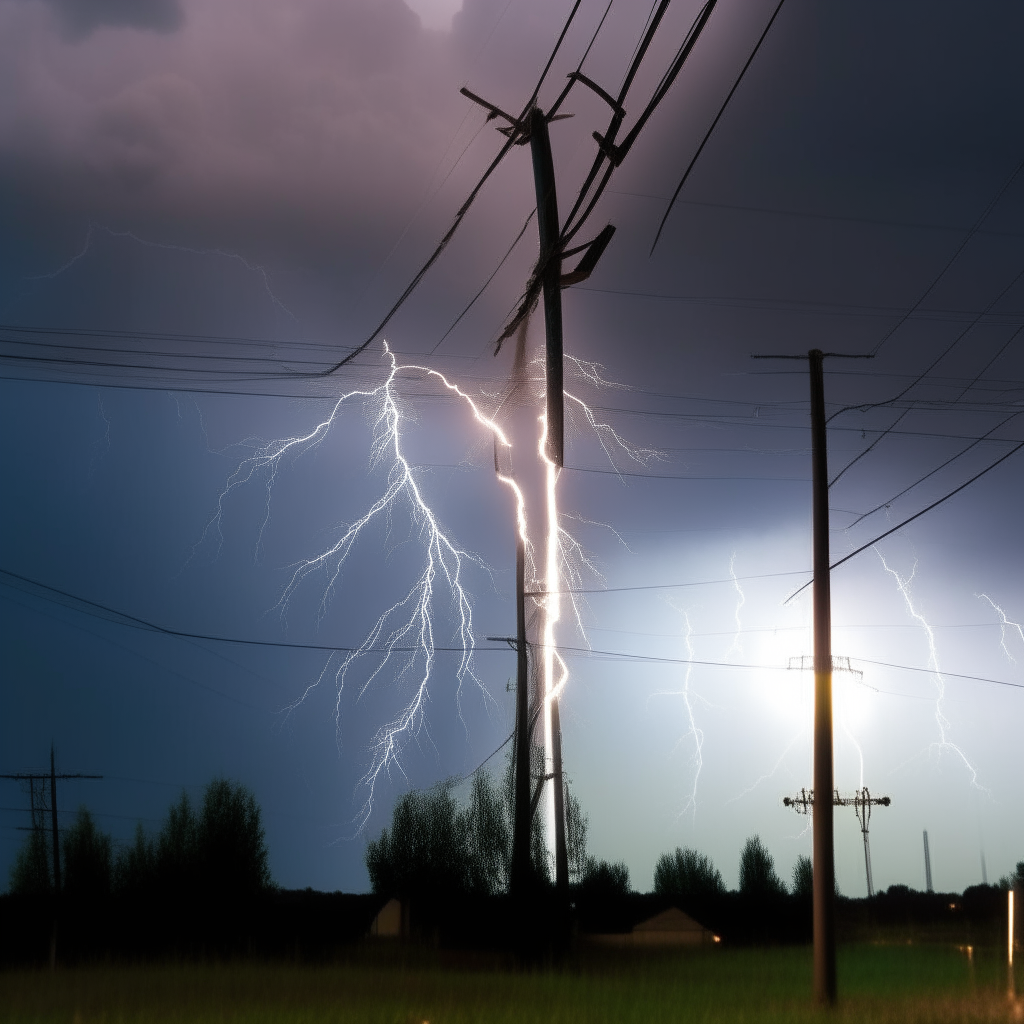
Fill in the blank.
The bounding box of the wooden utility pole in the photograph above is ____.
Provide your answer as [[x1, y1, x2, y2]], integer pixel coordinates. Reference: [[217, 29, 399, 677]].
[[528, 104, 570, 903], [2, 748, 102, 969], [49, 745, 61, 896], [462, 84, 617, 914], [550, 695, 568, 893], [754, 347, 871, 1004], [529, 106, 564, 470], [511, 535, 532, 894], [809, 348, 837, 1005]]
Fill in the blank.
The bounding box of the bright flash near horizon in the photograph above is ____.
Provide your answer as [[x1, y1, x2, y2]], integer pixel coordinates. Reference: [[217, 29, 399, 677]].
[[200, 340, 650, 837]]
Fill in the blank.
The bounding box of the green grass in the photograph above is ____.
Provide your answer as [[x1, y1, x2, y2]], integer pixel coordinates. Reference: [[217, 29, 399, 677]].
[[0, 945, 1019, 1023]]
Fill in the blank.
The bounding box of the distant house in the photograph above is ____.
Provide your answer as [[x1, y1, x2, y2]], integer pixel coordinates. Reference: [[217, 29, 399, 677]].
[[368, 897, 408, 938], [587, 906, 719, 947]]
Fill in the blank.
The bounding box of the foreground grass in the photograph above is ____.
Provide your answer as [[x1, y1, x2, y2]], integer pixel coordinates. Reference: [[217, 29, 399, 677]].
[[0, 944, 1020, 1023]]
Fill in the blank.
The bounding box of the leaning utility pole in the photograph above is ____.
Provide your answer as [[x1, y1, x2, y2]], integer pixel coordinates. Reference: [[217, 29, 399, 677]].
[[461, 90, 583, 906], [529, 106, 564, 469], [527, 104, 570, 899], [512, 534, 532, 894]]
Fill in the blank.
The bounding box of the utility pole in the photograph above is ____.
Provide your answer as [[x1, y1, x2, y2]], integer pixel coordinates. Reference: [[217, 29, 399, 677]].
[[50, 745, 61, 896], [510, 535, 532, 894], [529, 106, 564, 470], [550, 694, 568, 893], [463, 67, 622, 920], [808, 348, 837, 1004], [754, 347, 871, 1005], [1, 747, 102, 968], [784, 786, 891, 898], [527, 103, 570, 906]]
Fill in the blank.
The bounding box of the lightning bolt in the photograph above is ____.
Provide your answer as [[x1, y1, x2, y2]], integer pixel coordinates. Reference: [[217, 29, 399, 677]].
[[725, 729, 803, 805], [977, 593, 1024, 664], [199, 336, 645, 838], [26, 222, 297, 320], [658, 609, 705, 819], [725, 552, 745, 659], [201, 341, 526, 829], [876, 549, 983, 788]]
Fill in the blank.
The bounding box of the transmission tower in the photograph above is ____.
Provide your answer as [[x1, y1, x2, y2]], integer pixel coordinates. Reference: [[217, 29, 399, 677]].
[[783, 787, 892, 897], [923, 830, 933, 892]]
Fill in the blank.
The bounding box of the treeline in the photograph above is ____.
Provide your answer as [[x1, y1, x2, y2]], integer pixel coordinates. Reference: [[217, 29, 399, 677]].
[[366, 750, 632, 900], [654, 838, 810, 900], [8, 778, 271, 900]]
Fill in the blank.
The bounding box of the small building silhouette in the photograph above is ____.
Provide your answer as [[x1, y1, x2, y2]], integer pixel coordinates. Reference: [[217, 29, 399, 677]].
[[368, 897, 408, 938], [587, 906, 718, 947]]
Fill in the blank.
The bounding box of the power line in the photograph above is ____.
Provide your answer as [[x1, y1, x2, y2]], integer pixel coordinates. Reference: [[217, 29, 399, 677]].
[[323, 0, 585, 374], [842, 416, 1023, 529], [651, 0, 788, 252], [4, 568, 1021, 695], [786, 440, 1024, 602]]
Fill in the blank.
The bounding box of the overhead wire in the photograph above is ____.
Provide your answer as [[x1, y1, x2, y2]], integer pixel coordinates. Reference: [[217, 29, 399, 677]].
[[842, 413, 1023, 529], [650, 0, 788, 253], [6, 567, 1021, 697], [320, 0, 585, 375], [786, 440, 1024, 603]]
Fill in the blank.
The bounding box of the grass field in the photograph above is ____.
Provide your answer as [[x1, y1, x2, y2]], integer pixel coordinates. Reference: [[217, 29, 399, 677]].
[[0, 944, 1020, 1023]]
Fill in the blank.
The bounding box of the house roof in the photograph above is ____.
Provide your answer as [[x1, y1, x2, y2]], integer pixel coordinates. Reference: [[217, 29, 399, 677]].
[[633, 907, 709, 934]]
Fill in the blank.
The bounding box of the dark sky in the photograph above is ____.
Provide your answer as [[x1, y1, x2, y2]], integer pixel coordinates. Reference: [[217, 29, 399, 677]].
[[1, 0, 1023, 896]]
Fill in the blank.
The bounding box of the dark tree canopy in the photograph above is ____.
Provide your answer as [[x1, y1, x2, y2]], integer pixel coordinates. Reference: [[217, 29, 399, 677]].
[[739, 835, 787, 897], [198, 778, 271, 895], [366, 753, 553, 899], [998, 861, 1024, 890], [792, 854, 813, 899], [114, 822, 156, 894], [653, 847, 725, 900], [564, 788, 589, 886], [7, 777, 273, 900], [8, 828, 52, 896], [62, 807, 112, 897], [576, 858, 631, 898]]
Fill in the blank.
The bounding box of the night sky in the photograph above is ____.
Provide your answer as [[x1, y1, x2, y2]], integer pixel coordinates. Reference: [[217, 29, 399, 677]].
[[2, 0, 1023, 897]]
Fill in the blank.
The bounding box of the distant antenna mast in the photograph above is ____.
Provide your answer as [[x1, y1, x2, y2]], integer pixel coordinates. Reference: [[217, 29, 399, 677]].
[[923, 830, 934, 892]]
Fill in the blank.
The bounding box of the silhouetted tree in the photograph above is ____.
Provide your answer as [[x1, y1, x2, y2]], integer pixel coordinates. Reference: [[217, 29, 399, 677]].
[[113, 822, 155, 894], [367, 749, 557, 898], [792, 854, 813, 899], [465, 771, 511, 895], [197, 778, 271, 896], [998, 861, 1024, 890], [156, 791, 198, 895], [62, 808, 112, 897], [577, 858, 631, 898], [8, 828, 51, 895], [653, 847, 725, 899], [739, 835, 786, 897], [565, 787, 589, 885], [146, 779, 270, 898], [366, 781, 470, 897]]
